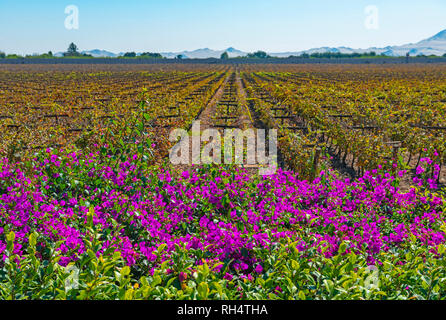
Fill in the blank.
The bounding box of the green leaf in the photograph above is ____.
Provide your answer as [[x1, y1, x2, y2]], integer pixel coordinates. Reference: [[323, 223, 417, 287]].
[[291, 260, 300, 270], [152, 275, 161, 287], [124, 288, 134, 300], [339, 242, 347, 254], [157, 244, 167, 255], [6, 231, 15, 243], [113, 251, 122, 261], [121, 266, 131, 276], [144, 113, 151, 122], [29, 233, 37, 248], [324, 279, 334, 293], [6, 231, 15, 252], [197, 282, 209, 300], [87, 207, 95, 228]]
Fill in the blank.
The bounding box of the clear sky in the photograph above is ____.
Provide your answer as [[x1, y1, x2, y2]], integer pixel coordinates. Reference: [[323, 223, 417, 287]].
[[1, 0, 445, 54]]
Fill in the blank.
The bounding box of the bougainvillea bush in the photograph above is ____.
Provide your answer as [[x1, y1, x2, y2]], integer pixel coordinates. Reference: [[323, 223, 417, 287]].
[[0, 147, 445, 300]]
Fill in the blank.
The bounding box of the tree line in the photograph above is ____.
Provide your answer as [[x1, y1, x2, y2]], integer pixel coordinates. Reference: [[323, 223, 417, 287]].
[[2, 43, 446, 60]]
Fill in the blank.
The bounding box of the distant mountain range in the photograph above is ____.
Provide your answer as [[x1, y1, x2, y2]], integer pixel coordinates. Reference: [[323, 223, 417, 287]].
[[159, 47, 247, 59], [53, 49, 119, 58], [271, 29, 446, 57], [53, 29, 446, 58]]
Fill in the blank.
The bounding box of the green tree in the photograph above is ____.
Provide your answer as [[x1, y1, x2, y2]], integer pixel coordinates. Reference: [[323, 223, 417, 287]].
[[6, 54, 23, 59], [247, 51, 270, 59], [0, 51, 5, 59], [68, 43, 78, 54], [123, 52, 136, 58], [220, 52, 229, 60], [64, 43, 80, 56], [140, 52, 163, 59]]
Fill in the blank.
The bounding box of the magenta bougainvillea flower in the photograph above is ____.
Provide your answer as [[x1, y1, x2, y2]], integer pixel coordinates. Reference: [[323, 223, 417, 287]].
[[0, 150, 445, 278]]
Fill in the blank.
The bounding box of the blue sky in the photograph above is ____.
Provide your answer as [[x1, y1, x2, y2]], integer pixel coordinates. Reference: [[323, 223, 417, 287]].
[[0, 0, 445, 54]]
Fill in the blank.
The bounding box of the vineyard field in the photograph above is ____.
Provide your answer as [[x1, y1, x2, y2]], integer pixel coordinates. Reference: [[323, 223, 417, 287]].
[[1, 63, 446, 300]]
